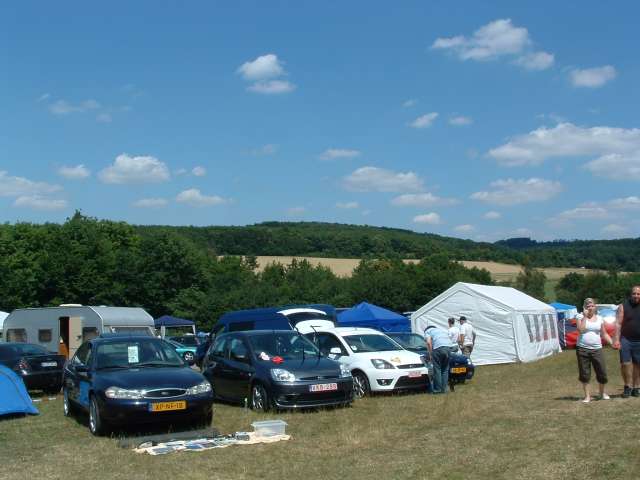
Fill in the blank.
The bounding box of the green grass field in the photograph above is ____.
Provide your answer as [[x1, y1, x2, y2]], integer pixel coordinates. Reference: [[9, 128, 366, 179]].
[[2, 349, 639, 480]]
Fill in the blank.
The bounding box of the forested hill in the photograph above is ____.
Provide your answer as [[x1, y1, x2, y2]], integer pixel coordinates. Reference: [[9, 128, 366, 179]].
[[136, 222, 640, 271]]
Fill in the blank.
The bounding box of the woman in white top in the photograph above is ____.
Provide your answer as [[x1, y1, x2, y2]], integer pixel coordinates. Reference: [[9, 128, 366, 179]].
[[576, 298, 613, 403]]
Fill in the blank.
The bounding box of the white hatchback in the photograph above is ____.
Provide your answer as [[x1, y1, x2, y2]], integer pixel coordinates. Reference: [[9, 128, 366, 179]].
[[300, 326, 430, 398]]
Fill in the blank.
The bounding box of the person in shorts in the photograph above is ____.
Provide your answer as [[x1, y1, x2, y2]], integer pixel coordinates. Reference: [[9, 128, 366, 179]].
[[613, 285, 640, 398], [458, 316, 475, 357], [576, 298, 613, 403]]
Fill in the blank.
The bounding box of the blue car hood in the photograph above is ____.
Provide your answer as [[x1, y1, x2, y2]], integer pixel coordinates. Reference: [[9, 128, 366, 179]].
[[95, 366, 206, 390]]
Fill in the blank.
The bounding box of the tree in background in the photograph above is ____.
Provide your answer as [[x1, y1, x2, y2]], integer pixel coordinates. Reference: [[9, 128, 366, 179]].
[[514, 265, 548, 302]]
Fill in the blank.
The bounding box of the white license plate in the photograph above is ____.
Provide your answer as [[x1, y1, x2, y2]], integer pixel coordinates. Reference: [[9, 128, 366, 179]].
[[407, 371, 422, 378], [41, 362, 58, 367], [309, 383, 338, 392]]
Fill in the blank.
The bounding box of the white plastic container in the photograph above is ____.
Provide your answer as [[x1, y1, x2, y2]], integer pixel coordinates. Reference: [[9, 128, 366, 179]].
[[251, 420, 288, 437]]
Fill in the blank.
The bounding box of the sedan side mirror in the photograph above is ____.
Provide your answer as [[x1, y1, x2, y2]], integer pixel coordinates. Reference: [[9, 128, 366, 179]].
[[329, 347, 342, 356]]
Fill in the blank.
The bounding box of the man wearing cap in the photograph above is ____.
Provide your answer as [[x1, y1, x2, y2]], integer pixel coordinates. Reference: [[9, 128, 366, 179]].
[[613, 285, 640, 398], [424, 325, 455, 394], [458, 316, 475, 358]]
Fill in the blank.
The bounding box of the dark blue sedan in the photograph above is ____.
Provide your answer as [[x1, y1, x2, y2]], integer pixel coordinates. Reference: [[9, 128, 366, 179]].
[[62, 335, 214, 435]]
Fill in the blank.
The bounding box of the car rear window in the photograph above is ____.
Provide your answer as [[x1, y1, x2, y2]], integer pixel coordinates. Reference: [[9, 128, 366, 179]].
[[15, 344, 49, 356], [0, 345, 18, 360]]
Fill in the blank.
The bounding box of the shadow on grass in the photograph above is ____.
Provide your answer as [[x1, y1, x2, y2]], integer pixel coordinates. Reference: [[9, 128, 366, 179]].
[[554, 394, 626, 401]]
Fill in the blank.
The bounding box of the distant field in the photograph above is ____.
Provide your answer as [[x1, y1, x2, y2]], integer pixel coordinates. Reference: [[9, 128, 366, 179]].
[[252, 256, 593, 282]]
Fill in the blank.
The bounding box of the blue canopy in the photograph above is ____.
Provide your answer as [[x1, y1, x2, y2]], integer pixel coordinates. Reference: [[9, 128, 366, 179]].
[[154, 315, 195, 328], [549, 302, 576, 311], [0, 365, 38, 416], [337, 302, 410, 332]]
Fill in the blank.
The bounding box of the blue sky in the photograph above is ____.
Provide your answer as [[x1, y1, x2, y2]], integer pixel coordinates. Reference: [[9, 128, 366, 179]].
[[2, 1, 639, 241]]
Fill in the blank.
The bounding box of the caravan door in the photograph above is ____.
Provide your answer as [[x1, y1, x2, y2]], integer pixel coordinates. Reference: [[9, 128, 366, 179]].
[[59, 316, 83, 359]]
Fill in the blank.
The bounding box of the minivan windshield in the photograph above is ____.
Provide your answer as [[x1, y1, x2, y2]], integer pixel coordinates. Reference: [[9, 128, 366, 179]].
[[95, 339, 184, 369], [248, 332, 320, 360], [343, 334, 402, 353], [387, 333, 427, 350]]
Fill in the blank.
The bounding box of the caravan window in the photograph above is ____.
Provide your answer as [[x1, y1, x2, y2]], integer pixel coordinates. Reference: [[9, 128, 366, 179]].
[[38, 329, 53, 343], [6, 329, 27, 343], [110, 326, 153, 336], [82, 327, 99, 342]]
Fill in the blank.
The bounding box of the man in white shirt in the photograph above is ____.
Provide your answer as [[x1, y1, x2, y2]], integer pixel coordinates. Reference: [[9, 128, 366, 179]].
[[447, 317, 460, 349], [459, 316, 475, 357]]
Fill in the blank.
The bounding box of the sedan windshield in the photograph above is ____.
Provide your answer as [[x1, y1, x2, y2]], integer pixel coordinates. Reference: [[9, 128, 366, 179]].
[[95, 339, 184, 369], [343, 334, 402, 353], [248, 332, 320, 360], [387, 334, 426, 350]]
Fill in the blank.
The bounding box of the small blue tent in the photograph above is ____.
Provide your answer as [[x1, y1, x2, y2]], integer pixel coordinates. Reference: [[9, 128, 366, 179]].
[[0, 365, 38, 416], [337, 302, 410, 332]]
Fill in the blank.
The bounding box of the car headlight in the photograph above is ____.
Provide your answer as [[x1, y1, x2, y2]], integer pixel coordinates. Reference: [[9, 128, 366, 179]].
[[105, 386, 145, 399], [187, 381, 212, 395], [370, 359, 395, 369], [271, 368, 296, 382], [339, 364, 352, 378]]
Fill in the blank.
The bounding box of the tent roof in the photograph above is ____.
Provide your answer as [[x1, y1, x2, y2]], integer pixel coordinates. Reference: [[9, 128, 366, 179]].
[[0, 311, 8, 329], [338, 302, 407, 323], [338, 302, 410, 332], [154, 315, 195, 327], [454, 283, 552, 311], [549, 302, 577, 311]]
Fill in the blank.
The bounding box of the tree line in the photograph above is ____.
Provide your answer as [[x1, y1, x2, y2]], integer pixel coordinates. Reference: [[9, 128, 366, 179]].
[[2, 214, 638, 330]]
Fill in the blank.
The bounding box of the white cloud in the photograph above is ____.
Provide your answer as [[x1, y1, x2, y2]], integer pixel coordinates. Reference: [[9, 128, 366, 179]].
[[96, 113, 112, 123], [470, 178, 562, 206], [247, 80, 296, 94], [252, 144, 278, 156], [403, 99, 417, 108], [570, 65, 617, 88], [454, 224, 475, 233], [432, 19, 530, 61], [174, 168, 188, 175], [287, 206, 306, 216], [602, 224, 628, 236], [132, 198, 168, 208], [514, 51, 555, 71], [449, 115, 473, 126], [608, 196, 640, 210], [37, 93, 50, 102], [552, 205, 610, 221], [319, 149, 361, 161], [237, 54, 286, 81], [484, 211, 501, 219], [413, 213, 441, 224], [13, 195, 67, 211], [192, 166, 206, 177], [409, 113, 439, 129], [49, 99, 101, 115], [343, 166, 424, 193], [487, 123, 640, 167], [336, 201, 359, 209], [176, 188, 228, 207], [584, 151, 640, 181], [391, 193, 458, 207], [58, 164, 91, 180], [513, 227, 533, 236], [0, 171, 62, 197], [99, 154, 170, 184]]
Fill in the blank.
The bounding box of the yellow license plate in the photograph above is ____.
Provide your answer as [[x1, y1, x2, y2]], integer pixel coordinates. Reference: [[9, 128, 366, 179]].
[[451, 367, 467, 374], [149, 401, 187, 412]]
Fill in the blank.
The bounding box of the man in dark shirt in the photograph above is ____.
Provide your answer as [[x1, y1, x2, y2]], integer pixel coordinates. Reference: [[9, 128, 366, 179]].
[[613, 285, 640, 398]]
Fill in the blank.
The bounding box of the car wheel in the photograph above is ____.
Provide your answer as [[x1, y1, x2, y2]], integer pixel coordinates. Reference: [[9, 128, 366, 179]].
[[89, 395, 107, 436], [197, 409, 213, 428], [63, 388, 75, 417], [250, 383, 271, 412], [183, 351, 195, 363], [352, 371, 370, 399]]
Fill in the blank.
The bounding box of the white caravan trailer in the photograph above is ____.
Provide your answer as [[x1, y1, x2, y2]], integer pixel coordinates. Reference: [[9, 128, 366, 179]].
[[2, 305, 155, 359]]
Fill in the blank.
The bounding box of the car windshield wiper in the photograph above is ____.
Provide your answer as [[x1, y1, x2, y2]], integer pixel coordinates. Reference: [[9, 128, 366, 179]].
[[135, 362, 175, 368], [96, 365, 129, 370]]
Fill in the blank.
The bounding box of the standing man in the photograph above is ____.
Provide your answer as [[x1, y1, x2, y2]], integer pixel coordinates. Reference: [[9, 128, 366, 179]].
[[458, 316, 475, 358], [447, 317, 460, 348], [613, 285, 640, 398], [424, 325, 454, 394]]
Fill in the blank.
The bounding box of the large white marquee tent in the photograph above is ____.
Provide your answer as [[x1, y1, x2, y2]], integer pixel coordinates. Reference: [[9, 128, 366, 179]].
[[411, 282, 561, 365]]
